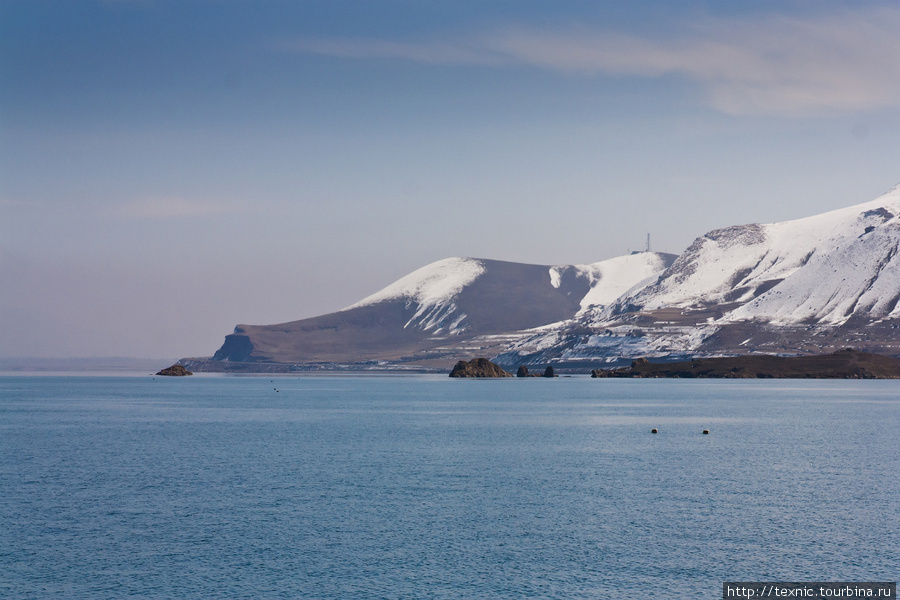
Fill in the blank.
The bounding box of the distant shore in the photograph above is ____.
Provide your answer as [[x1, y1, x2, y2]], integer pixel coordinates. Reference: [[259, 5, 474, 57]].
[[171, 349, 900, 379], [0, 357, 179, 373], [590, 349, 900, 379]]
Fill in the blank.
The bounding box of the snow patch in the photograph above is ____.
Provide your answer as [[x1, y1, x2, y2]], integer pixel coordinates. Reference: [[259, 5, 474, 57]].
[[346, 257, 486, 310], [548, 267, 562, 289], [571, 252, 669, 313]]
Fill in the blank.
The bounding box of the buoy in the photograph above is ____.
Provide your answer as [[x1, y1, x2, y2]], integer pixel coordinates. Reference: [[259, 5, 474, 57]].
[[702, 429, 709, 434], [651, 428, 658, 434]]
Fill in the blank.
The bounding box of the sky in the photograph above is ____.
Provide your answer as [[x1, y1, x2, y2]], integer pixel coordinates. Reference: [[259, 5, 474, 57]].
[[1, 0, 899, 360]]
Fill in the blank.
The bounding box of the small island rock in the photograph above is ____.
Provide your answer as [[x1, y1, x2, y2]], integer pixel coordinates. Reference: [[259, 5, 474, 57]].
[[156, 364, 193, 377], [449, 358, 513, 378], [516, 364, 558, 377]]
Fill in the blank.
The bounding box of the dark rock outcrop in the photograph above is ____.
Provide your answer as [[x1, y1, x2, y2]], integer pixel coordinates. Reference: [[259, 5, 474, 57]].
[[516, 364, 558, 377], [590, 349, 900, 379], [156, 364, 193, 377], [449, 358, 513, 378]]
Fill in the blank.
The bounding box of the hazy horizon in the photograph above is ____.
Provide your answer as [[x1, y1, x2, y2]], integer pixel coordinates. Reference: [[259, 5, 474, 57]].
[[2, 0, 900, 359]]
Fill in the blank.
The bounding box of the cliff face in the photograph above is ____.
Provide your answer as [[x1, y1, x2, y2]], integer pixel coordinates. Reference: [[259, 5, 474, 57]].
[[213, 332, 255, 361]]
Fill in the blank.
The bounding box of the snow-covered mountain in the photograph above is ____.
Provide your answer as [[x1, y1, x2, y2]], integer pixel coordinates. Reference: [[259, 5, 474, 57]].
[[201, 253, 675, 368], [496, 184, 900, 367], [612, 184, 900, 323], [725, 204, 899, 327], [186, 183, 900, 372]]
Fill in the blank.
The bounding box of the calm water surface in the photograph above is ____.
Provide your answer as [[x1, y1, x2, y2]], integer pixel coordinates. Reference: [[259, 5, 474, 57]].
[[1, 376, 897, 599]]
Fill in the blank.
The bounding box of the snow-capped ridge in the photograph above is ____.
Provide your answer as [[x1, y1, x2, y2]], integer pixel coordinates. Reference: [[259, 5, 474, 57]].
[[342, 257, 486, 335], [346, 257, 486, 311], [550, 252, 673, 314], [343, 253, 676, 337], [613, 185, 900, 318]]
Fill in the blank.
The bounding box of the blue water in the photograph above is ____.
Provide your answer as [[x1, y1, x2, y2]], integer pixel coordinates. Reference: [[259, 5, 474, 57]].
[[1, 376, 897, 599]]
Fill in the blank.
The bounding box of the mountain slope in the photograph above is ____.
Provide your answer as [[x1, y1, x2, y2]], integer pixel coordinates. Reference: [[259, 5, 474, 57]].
[[611, 184, 900, 324], [497, 184, 900, 366], [726, 206, 900, 325], [205, 254, 675, 367]]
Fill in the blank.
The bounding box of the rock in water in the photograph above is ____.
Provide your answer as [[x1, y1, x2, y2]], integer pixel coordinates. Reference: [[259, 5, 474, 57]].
[[516, 365, 529, 377], [156, 364, 193, 376], [449, 358, 513, 378], [542, 365, 557, 378]]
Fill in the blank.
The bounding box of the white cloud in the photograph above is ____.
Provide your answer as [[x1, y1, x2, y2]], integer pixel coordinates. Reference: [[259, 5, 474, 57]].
[[107, 196, 235, 218], [282, 7, 900, 116]]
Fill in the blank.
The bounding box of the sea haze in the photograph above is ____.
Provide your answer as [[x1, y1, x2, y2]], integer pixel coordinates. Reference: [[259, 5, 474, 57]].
[[1, 376, 897, 599]]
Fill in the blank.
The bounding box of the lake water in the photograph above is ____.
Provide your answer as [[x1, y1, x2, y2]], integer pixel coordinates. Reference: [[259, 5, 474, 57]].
[[1, 375, 897, 599]]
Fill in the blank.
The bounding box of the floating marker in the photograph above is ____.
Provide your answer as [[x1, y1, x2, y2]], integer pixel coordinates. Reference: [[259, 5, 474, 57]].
[[651, 428, 658, 434], [702, 429, 709, 434]]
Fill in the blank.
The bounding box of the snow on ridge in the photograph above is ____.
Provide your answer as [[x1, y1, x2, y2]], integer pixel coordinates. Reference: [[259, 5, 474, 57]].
[[344, 257, 486, 311], [549, 268, 562, 289], [567, 252, 670, 312], [546, 253, 670, 318], [626, 185, 900, 312]]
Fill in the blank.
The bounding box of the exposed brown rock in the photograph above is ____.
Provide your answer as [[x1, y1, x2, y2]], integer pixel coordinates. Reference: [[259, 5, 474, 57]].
[[515, 364, 558, 377], [590, 349, 900, 379], [156, 364, 193, 377], [449, 358, 513, 378]]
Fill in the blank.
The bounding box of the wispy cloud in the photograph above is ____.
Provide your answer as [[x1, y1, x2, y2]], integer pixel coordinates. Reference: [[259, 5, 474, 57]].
[[107, 196, 236, 219], [280, 7, 900, 116], [281, 37, 509, 67]]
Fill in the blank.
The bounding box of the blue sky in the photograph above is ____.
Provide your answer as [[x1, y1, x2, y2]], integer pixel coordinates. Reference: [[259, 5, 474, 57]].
[[2, 0, 899, 359]]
